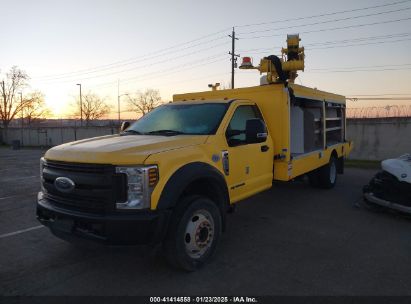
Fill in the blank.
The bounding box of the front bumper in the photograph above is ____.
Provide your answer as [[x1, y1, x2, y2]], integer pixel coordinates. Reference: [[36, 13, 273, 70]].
[[364, 192, 411, 214], [37, 192, 170, 245]]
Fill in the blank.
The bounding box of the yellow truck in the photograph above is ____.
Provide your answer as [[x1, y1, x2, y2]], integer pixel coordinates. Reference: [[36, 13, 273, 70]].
[[37, 35, 352, 270]]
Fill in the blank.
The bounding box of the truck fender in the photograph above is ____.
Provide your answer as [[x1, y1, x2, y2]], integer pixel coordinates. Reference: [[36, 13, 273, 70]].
[[156, 162, 230, 227]]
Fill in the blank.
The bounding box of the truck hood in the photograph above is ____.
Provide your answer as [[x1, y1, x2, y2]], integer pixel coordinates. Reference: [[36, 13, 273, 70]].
[[45, 134, 208, 165]]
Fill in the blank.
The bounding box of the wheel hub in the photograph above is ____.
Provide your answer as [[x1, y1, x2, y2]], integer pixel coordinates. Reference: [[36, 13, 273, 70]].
[[184, 210, 214, 259], [196, 223, 211, 247]]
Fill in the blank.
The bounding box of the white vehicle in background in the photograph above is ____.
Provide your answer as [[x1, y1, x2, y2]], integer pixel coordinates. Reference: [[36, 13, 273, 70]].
[[363, 154, 411, 213]]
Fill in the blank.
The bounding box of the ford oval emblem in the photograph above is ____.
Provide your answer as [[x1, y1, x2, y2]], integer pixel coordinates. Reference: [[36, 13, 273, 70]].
[[54, 177, 75, 193]]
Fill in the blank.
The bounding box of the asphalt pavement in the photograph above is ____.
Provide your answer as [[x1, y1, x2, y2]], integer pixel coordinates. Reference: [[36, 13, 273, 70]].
[[1, 147, 410, 296]]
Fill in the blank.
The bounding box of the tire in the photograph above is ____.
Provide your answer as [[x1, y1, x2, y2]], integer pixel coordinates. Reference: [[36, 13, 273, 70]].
[[307, 169, 320, 187], [164, 195, 222, 271], [318, 155, 338, 189]]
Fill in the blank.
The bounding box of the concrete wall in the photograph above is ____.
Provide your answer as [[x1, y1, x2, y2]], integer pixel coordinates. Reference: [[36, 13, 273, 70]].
[[1, 126, 117, 147], [1, 118, 410, 160], [347, 118, 411, 160]]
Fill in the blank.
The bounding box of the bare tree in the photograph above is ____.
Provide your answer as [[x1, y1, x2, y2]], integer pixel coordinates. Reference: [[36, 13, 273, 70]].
[[127, 89, 162, 116], [0, 66, 29, 128], [73, 92, 111, 125], [24, 91, 51, 125]]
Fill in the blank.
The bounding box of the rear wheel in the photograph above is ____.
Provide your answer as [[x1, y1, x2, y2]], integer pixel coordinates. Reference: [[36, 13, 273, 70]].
[[164, 195, 222, 271], [318, 156, 338, 189], [308, 155, 338, 189], [308, 170, 320, 187]]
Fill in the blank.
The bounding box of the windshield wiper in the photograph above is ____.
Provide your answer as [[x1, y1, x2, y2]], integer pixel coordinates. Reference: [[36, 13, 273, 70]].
[[121, 129, 143, 135], [147, 129, 186, 136]]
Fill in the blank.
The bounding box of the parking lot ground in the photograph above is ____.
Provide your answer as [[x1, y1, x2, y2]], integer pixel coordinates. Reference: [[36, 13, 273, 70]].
[[1, 147, 411, 296]]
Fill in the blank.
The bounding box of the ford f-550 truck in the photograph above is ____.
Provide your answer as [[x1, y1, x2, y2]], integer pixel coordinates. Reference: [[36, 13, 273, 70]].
[[37, 35, 352, 270]]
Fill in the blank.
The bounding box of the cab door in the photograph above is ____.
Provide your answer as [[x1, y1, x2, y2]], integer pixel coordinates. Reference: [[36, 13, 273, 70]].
[[223, 103, 273, 203]]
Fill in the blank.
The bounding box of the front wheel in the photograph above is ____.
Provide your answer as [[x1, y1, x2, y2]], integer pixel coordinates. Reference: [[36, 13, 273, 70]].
[[164, 195, 222, 271]]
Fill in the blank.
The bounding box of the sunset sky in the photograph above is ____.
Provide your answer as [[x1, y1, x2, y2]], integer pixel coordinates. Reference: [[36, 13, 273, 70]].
[[1, 0, 411, 119]]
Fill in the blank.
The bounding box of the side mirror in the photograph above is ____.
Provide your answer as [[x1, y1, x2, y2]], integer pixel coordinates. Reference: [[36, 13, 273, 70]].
[[245, 118, 267, 144], [226, 129, 243, 138], [120, 121, 130, 132]]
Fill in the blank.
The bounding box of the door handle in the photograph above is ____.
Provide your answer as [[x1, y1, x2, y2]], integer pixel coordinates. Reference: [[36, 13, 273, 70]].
[[261, 145, 269, 152]]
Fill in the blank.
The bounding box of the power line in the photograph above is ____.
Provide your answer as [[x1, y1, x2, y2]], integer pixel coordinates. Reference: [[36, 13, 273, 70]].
[[305, 32, 411, 46], [26, 1, 411, 113], [309, 63, 411, 71], [238, 32, 411, 53], [237, 63, 411, 74], [34, 2, 411, 80], [235, 0, 411, 28], [30, 2, 411, 83], [111, 57, 227, 87], [40, 53, 227, 85], [238, 67, 411, 75], [35, 37, 229, 81], [241, 16, 411, 39], [88, 56, 228, 89], [33, 28, 231, 80], [238, 6, 411, 36], [34, 37, 229, 81], [307, 37, 411, 50], [308, 67, 411, 73], [29, 1, 411, 82], [237, 37, 411, 58], [36, 41, 230, 83]]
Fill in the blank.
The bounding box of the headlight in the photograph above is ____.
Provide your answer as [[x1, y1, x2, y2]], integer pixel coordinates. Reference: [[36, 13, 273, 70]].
[[115, 165, 158, 210]]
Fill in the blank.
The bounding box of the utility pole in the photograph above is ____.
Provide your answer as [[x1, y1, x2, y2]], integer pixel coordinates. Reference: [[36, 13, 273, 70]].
[[19, 92, 24, 146], [76, 83, 83, 126], [228, 27, 239, 89]]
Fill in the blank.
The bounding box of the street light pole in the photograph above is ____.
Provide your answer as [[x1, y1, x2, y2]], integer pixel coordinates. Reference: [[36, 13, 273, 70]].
[[117, 80, 129, 124], [118, 93, 129, 124], [76, 83, 82, 126], [118, 80, 120, 123]]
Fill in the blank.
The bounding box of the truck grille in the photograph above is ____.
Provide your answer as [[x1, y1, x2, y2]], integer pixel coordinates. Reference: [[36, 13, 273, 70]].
[[41, 160, 126, 214]]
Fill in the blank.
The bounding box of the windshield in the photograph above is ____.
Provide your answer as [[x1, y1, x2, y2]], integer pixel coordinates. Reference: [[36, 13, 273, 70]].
[[125, 103, 228, 136]]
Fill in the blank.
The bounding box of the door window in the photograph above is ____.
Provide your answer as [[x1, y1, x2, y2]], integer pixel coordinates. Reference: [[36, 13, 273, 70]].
[[226, 105, 262, 146]]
